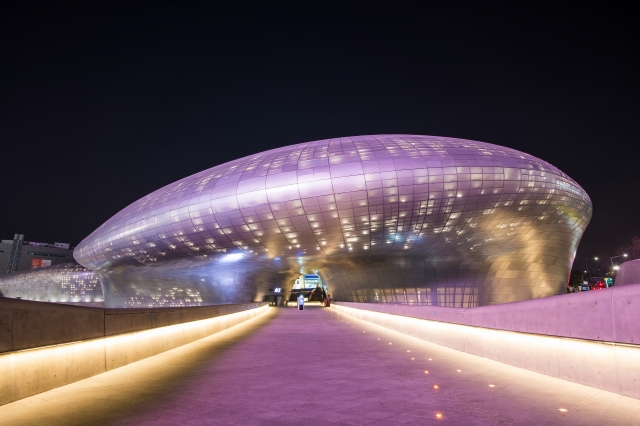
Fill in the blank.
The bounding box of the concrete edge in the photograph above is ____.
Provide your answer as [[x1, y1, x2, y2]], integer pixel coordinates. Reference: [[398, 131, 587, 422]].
[[335, 285, 640, 345], [0, 304, 270, 406], [0, 298, 267, 353], [331, 303, 640, 400]]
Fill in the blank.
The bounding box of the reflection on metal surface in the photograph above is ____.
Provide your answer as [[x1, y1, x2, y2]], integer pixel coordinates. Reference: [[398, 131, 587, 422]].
[[0, 263, 104, 306], [70, 135, 590, 308]]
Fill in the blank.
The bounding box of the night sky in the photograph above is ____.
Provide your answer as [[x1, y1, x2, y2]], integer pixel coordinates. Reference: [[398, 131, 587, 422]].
[[2, 2, 638, 270]]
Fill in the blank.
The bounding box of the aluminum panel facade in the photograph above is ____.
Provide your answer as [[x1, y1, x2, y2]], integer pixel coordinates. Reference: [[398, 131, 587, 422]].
[[0, 262, 104, 306], [70, 135, 591, 308]]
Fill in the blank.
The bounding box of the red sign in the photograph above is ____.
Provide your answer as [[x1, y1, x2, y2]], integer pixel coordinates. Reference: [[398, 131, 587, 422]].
[[30, 259, 52, 269]]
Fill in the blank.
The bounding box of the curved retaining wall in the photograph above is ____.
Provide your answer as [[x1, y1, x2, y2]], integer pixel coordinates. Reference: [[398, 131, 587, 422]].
[[337, 283, 640, 344], [333, 286, 640, 399], [0, 299, 268, 406]]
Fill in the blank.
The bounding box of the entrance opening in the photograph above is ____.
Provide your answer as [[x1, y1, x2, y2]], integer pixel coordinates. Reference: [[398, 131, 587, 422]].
[[289, 273, 329, 306]]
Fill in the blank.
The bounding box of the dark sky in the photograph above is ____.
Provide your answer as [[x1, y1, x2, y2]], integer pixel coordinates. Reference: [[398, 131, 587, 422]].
[[1, 1, 638, 270]]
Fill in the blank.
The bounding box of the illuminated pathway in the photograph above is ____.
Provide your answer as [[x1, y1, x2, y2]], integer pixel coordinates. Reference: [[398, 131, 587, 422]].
[[2, 306, 640, 425]]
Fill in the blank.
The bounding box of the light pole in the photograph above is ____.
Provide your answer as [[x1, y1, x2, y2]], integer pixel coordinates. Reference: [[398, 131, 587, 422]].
[[584, 257, 600, 280], [610, 254, 628, 269]]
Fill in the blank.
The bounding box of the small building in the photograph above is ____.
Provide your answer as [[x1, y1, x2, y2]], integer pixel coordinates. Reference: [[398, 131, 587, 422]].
[[1, 235, 76, 273]]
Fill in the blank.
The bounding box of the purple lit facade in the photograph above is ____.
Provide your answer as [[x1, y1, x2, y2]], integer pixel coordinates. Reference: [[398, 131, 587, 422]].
[[71, 135, 591, 308], [0, 262, 104, 306]]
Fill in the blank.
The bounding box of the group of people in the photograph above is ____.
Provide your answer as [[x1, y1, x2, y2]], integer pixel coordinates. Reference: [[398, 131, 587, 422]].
[[296, 284, 331, 310]]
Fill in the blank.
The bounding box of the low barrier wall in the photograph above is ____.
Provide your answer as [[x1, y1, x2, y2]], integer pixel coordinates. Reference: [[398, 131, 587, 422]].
[[337, 283, 640, 345], [333, 292, 640, 399], [0, 298, 266, 353], [0, 299, 268, 406]]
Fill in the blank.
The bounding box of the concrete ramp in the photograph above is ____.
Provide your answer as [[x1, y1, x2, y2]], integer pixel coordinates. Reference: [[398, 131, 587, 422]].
[[2, 305, 640, 424]]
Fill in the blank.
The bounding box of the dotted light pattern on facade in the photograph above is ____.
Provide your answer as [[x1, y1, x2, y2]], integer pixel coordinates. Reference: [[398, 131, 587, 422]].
[[73, 135, 591, 308], [0, 262, 104, 306]]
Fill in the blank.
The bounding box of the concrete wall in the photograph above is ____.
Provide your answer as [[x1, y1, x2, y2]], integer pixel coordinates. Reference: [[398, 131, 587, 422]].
[[333, 288, 640, 399], [0, 299, 268, 406], [616, 259, 640, 287], [0, 297, 265, 353], [336, 283, 640, 344], [0, 298, 104, 353]]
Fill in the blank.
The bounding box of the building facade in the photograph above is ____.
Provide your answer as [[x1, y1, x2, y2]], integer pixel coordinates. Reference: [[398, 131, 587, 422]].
[[0, 262, 104, 306], [1, 236, 75, 273], [68, 135, 591, 308]]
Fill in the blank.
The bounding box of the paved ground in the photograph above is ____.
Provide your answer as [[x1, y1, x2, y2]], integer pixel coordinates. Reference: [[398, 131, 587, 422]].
[[2, 305, 640, 425]]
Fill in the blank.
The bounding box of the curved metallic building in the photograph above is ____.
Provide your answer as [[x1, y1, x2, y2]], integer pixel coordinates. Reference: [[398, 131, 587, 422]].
[[0, 262, 104, 306], [73, 135, 592, 308]]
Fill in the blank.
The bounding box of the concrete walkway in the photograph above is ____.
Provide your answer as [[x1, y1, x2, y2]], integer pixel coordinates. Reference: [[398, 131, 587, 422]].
[[2, 305, 640, 425]]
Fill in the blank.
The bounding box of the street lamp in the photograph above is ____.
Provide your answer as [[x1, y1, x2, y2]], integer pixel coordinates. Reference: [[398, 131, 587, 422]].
[[585, 256, 599, 272], [610, 253, 628, 269]]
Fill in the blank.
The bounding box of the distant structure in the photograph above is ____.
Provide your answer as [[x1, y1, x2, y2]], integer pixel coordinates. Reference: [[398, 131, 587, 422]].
[[70, 135, 592, 308], [1, 235, 74, 273], [0, 262, 104, 307], [5, 234, 24, 273]]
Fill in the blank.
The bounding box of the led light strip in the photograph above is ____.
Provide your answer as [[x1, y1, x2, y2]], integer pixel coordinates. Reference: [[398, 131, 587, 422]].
[[0, 304, 269, 406], [331, 303, 640, 399]]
